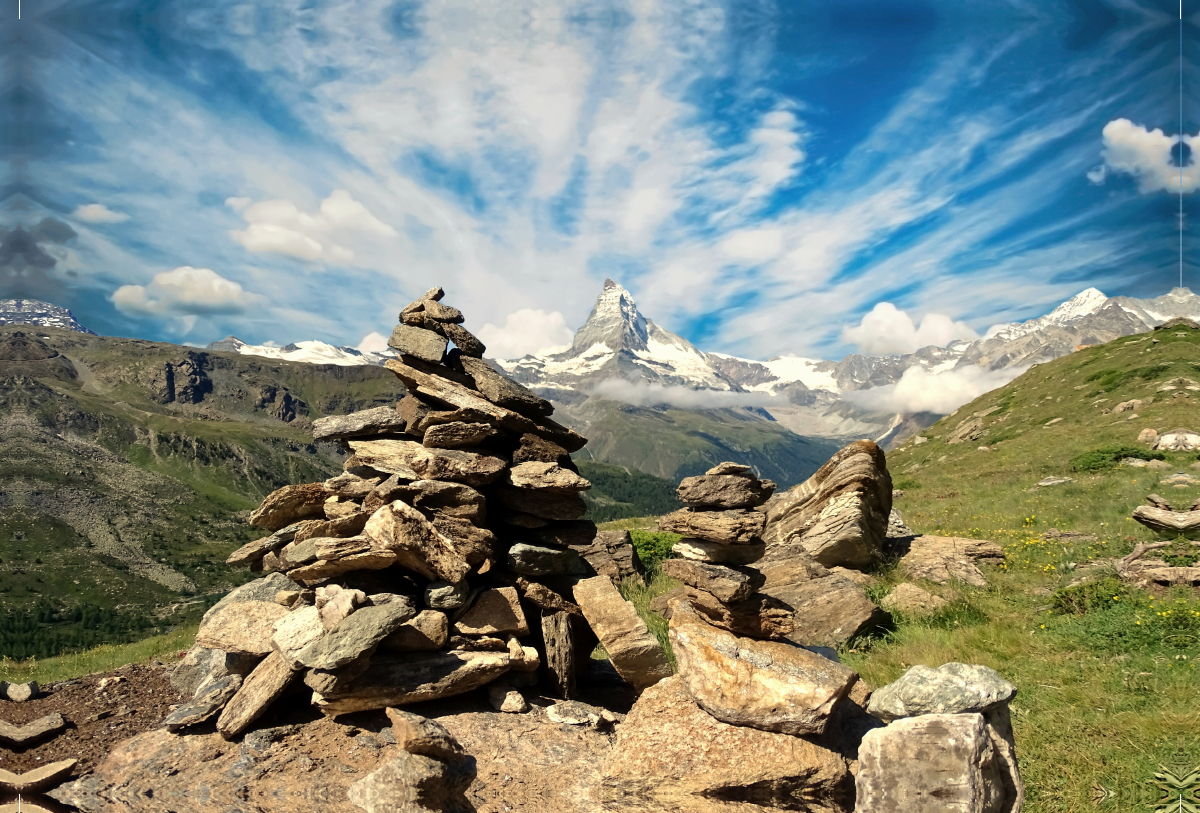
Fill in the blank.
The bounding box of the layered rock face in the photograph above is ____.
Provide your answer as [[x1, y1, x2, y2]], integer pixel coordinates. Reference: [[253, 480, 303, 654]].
[[169, 286, 670, 736]]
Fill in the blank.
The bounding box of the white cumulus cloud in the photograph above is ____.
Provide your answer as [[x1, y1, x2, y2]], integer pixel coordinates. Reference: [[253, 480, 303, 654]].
[[73, 203, 129, 223], [228, 189, 397, 263], [591, 379, 782, 410], [356, 331, 390, 354], [1089, 118, 1200, 193], [477, 308, 575, 359], [111, 266, 265, 317], [843, 364, 1027, 415], [841, 302, 978, 356]]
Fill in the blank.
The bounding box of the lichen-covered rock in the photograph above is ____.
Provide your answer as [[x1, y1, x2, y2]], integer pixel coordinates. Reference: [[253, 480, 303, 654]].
[[867, 663, 1017, 723], [761, 440, 892, 569]]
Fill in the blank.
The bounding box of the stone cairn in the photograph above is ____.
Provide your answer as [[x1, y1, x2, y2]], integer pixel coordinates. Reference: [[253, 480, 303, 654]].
[[166, 286, 671, 738]]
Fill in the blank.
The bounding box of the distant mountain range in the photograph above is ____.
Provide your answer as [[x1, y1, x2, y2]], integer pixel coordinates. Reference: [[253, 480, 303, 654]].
[[205, 335, 395, 367], [0, 299, 96, 334]]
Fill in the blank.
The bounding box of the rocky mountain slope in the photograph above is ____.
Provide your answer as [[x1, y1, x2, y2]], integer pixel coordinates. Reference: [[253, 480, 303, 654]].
[[0, 299, 96, 334]]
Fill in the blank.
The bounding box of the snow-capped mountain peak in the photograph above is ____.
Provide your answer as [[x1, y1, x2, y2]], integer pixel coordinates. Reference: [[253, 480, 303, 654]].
[[989, 287, 1109, 341], [0, 299, 97, 334], [569, 278, 649, 354], [205, 336, 394, 366]]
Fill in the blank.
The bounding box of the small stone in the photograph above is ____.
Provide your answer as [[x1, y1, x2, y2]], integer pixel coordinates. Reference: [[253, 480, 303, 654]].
[[5, 681, 38, 702], [381, 610, 450, 652], [0, 713, 66, 747], [423, 299, 464, 323], [546, 700, 603, 726], [453, 588, 529, 636], [1138, 427, 1159, 444], [673, 538, 766, 565], [880, 583, 949, 616], [507, 543, 587, 576], [274, 590, 301, 607], [195, 601, 291, 657], [0, 758, 78, 794], [425, 580, 470, 610], [387, 324, 448, 363], [487, 683, 528, 713], [316, 584, 368, 632], [386, 708, 469, 763], [162, 674, 243, 731], [506, 461, 591, 492]]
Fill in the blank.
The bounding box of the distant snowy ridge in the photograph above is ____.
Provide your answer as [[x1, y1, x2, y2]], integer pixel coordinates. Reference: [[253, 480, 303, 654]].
[[205, 336, 394, 366], [0, 299, 96, 334]]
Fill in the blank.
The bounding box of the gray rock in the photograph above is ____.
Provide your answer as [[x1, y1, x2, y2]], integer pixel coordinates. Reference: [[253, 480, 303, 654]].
[[195, 601, 292, 656], [387, 324, 448, 363], [946, 417, 984, 445], [457, 356, 553, 418], [423, 299, 464, 323], [425, 580, 470, 610], [201, 572, 295, 627], [507, 543, 587, 576], [171, 646, 260, 699], [868, 663, 1017, 723], [162, 674, 243, 731], [441, 322, 486, 357], [312, 406, 407, 442], [676, 472, 776, 510], [313, 651, 513, 716], [295, 598, 418, 670], [857, 713, 1022, 813], [215, 651, 299, 739], [347, 751, 475, 813]]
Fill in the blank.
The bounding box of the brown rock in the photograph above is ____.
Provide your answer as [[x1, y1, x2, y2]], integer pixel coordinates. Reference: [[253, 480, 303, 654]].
[[313, 651, 512, 716], [453, 587, 529, 636], [387, 324, 448, 363], [440, 322, 486, 357], [429, 515, 495, 567], [422, 421, 497, 449], [226, 522, 307, 567], [195, 601, 292, 656], [0, 758, 77, 794], [880, 583, 949, 615], [513, 433, 573, 466], [600, 676, 854, 813], [761, 440, 892, 569], [392, 479, 487, 524], [495, 487, 588, 520], [386, 708, 470, 763], [542, 610, 577, 700], [676, 472, 776, 509], [669, 603, 857, 736], [758, 547, 887, 648], [363, 500, 472, 583], [349, 439, 506, 487], [657, 508, 766, 544], [323, 497, 361, 521], [272, 605, 327, 668], [215, 650, 298, 738], [312, 406, 408, 442], [313, 535, 372, 561], [250, 483, 331, 531], [457, 356, 553, 418], [294, 512, 372, 543], [347, 752, 474, 813], [506, 461, 591, 492], [572, 576, 670, 693], [683, 587, 794, 639], [287, 549, 401, 582], [381, 610, 450, 652], [324, 472, 383, 500], [661, 559, 764, 603], [897, 535, 1004, 587]]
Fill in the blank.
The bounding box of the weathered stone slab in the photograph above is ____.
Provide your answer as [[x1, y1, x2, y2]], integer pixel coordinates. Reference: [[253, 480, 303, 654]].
[[441, 322, 486, 357], [294, 512, 371, 542], [313, 406, 408, 442], [295, 598, 417, 670], [669, 603, 857, 735], [600, 676, 854, 813], [542, 610, 576, 700], [324, 472, 384, 500], [867, 663, 1017, 723], [453, 588, 529, 636], [857, 713, 1018, 813], [226, 522, 307, 566], [657, 508, 766, 544], [161, 674, 243, 731], [387, 324, 448, 363], [881, 583, 949, 616], [0, 758, 77, 794], [381, 610, 450, 652], [506, 461, 591, 492], [287, 549, 401, 581], [270, 605, 326, 669], [758, 546, 887, 648], [458, 356, 553, 419], [507, 543, 586, 576], [249, 483, 331, 531], [899, 535, 1003, 587], [425, 579, 469, 610], [572, 576, 670, 693], [362, 500, 472, 583], [215, 650, 298, 739], [676, 472, 776, 510], [683, 587, 794, 639], [673, 538, 766, 564], [422, 421, 497, 449], [314, 651, 513, 716], [170, 645, 261, 700], [0, 713, 66, 746], [392, 479, 487, 524], [661, 559, 764, 603], [195, 601, 291, 656], [349, 439, 507, 487], [762, 439, 892, 569]]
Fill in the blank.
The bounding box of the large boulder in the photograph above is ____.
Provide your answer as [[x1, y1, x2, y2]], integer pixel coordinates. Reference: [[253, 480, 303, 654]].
[[600, 675, 855, 813], [757, 547, 887, 647], [668, 603, 858, 736], [761, 440, 892, 569]]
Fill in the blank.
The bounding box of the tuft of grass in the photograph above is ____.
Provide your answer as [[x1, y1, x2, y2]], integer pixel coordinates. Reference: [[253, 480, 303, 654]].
[[618, 571, 681, 671], [629, 530, 681, 572], [1, 623, 199, 685]]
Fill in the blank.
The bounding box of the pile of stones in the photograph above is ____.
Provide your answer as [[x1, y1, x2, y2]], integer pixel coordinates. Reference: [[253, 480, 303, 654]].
[[167, 286, 670, 738]]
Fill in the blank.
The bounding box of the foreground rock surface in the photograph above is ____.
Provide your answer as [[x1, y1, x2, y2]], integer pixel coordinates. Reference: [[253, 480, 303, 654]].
[[600, 675, 855, 813]]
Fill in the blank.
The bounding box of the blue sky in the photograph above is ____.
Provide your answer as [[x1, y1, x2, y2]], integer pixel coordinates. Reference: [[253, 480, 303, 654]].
[[0, 0, 1194, 361]]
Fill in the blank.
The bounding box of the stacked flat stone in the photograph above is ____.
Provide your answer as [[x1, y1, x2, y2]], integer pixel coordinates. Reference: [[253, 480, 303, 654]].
[[657, 463, 793, 640], [169, 286, 668, 739]]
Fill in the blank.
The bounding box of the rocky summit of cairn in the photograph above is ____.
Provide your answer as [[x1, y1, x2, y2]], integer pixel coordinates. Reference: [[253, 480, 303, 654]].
[[170, 286, 668, 738]]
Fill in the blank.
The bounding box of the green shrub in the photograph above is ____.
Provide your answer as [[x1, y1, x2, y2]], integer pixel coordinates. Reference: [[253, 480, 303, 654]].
[[630, 530, 681, 572], [893, 476, 921, 490], [1070, 445, 1165, 472], [1051, 576, 1129, 615]]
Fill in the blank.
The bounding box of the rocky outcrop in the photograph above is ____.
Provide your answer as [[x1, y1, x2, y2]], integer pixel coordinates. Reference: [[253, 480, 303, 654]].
[[895, 535, 1004, 587], [761, 440, 892, 569]]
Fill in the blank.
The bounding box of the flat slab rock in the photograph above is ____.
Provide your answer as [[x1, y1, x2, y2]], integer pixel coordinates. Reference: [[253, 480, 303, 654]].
[[868, 663, 1017, 723], [453, 587, 530, 636], [572, 576, 671, 693], [661, 559, 764, 603], [898, 535, 1003, 587], [0, 758, 78, 794], [600, 675, 855, 813], [313, 651, 513, 717], [312, 406, 408, 442], [669, 603, 858, 736], [676, 471, 776, 510], [0, 712, 67, 746], [757, 547, 887, 648], [195, 600, 292, 656], [657, 508, 766, 544]]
